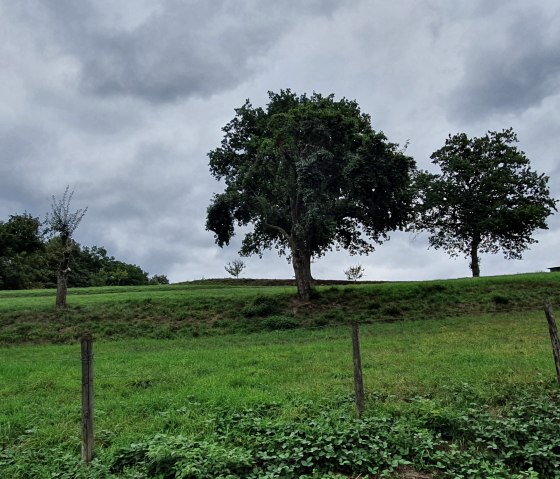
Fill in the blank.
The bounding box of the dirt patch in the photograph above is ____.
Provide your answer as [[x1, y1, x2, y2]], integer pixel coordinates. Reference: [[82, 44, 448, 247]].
[[343, 466, 433, 478], [397, 466, 433, 478]]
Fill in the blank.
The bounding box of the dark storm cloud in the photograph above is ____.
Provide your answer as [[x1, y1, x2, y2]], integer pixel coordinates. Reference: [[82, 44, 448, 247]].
[[10, 0, 342, 103], [450, 7, 560, 121]]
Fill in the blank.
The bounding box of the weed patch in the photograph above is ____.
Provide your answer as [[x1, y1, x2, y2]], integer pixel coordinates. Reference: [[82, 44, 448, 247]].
[[242, 295, 283, 318], [262, 315, 299, 331], [6, 390, 556, 478]]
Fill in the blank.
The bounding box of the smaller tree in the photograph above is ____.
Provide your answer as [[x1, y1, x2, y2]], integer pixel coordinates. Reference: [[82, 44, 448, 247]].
[[344, 264, 365, 282], [149, 274, 170, 285], [45, 187, 87, 308], [225, 259, 246, 279], [414, 129, 557, 277]]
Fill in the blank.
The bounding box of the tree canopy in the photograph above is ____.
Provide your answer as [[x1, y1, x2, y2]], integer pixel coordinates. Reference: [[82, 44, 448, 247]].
[[0, 212, 164, 290], [413, 128, 557, 277], [206, 90, 416, 300], [0, 213, 44, 290]]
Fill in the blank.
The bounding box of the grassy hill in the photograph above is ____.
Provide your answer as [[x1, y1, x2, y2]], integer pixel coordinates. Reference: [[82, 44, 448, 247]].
[[0, 272, 559, 345], [2, 273, 560, 477]]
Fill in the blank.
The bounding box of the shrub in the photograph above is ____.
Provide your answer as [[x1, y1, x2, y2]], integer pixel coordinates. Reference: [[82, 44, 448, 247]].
[[242, 296, 282, 318], [381, 305, 402, 317], [262, 315, 299, 331], [344, 265, 365, 282], [492, 294, 510, 305]]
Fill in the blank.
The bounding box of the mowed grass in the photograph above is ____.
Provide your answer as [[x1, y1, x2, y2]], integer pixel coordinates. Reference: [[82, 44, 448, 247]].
[[1, 310, 555, 456]]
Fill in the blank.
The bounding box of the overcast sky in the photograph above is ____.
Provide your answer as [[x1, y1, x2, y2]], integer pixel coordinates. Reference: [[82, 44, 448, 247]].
[[1, 0, 559, 282]]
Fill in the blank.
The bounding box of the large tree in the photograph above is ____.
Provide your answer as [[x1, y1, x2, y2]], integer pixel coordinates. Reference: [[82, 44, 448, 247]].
[[206, 90, 415, 300], [414, 128, 557, 277]]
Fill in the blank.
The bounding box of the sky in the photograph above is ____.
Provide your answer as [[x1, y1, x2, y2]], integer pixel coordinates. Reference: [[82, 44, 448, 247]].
[[1, 0, 559, 283]]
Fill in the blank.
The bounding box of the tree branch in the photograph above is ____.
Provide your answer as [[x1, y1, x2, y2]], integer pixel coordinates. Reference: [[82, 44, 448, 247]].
[[263, 222, 298, 253]]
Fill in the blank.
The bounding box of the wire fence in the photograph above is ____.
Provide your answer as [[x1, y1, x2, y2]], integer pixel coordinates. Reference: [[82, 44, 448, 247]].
[[0, 322, 367, 462], [3, 304, 559, 463]]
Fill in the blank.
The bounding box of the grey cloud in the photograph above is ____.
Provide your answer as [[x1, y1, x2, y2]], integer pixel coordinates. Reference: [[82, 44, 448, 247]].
[[11, 0, 342, 103], [449, 8, 560, 121], [0, 126, 57, 216], [3, 0, 559, 283]]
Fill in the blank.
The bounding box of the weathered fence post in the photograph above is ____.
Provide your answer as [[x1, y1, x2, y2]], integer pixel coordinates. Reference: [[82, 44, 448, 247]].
[[544, 301, 560, 385], [352, 322, 365, 416], [81, 334, 94, 462]]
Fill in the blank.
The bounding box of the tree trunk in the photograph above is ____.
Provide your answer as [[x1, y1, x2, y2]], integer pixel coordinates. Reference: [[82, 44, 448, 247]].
[[292, 248, 313, 301], [56, 242, 70, 308], [469, 240, 480, 278], [56, 270, 68, 308]]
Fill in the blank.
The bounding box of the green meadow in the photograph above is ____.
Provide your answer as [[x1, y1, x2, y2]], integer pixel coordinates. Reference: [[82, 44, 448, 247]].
[[1, 273, 560, 477]]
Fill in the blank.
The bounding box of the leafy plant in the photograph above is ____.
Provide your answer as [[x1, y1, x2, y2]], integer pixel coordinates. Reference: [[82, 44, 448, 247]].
[[105, 389, 560, 478], [262, 315, 298, 331], [111, 435, 253, 478], [241, 295, 282, 318]]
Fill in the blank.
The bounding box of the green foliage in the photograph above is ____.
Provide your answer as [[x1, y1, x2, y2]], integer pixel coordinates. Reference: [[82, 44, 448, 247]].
[[149, 274, 170, 285], [444, 389, 560, 477], [111, 435, 253, 478], [207, 89, 415, 299], [0, 213, 44, 256], [0, 213, 157, 290], [241, 295, 283, 318], [0, 214, 45, 289], [44, 186, 87, 241], [414, 128, 557, 277], [6, 391, 558, 478], [262, 315, 299, 330]]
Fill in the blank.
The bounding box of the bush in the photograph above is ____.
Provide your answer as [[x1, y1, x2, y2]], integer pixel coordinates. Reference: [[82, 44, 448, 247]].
[[262, 315, 299, 331], [344, 265, 365, 282], [242, 296, 282, 318], [492, 294, 510, 305]]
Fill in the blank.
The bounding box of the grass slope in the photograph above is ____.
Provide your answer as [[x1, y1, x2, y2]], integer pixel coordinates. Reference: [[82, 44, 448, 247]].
[[1, 312, 559, 477], [0, 272, 559, 345], [2, 273, 560, 477]]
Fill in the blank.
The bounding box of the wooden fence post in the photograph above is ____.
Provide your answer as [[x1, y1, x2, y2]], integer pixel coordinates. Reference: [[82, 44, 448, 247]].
[[352, 322, 365, 416], [81, 334, 94, 462], [544, 301, 560, 385]]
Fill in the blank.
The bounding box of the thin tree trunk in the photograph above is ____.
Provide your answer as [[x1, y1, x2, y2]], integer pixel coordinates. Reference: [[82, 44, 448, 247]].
[[469, 240, 480, 278], [56, 270, 68, 308], [292, 248, 313, 301], [56, 241, 70, 308]]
